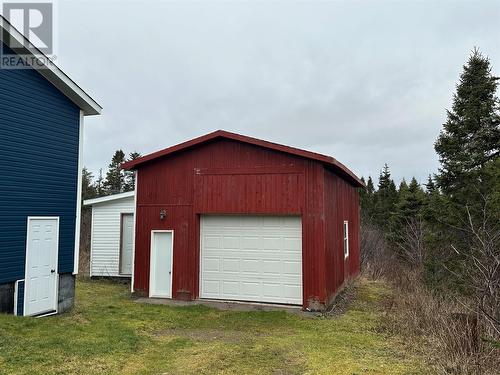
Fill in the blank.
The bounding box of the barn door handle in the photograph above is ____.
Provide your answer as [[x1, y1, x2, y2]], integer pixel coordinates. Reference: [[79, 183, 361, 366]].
[[169, 271, 171, 275], [51, 269, 56, 273]]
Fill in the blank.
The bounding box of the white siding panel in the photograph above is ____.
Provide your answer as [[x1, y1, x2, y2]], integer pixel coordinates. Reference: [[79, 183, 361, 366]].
[[90, 196, 135, 277]]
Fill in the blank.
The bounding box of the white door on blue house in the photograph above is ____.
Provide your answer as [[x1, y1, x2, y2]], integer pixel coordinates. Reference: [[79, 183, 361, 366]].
[[25, 217, 58, 316], [120, 213, 134, 275], [149, 231, 173, 298]]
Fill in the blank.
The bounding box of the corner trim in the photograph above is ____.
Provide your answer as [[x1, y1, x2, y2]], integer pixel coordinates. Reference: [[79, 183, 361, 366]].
[[89, 206, 95, 277], [131, 171, 138, 293], [73, 110, 84, 275], [13, 280, 22, 316]]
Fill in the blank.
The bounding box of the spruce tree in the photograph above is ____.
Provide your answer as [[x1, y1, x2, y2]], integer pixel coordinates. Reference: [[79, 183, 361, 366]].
[[359, 176, 367, 208], [103, 150, 126, 195], [124, 151, 141, 192], [360, 176, 376, 221], [398, 179, 409, 198], [95, 169, 105, 197], [389, 177, 425, 249], [373, 164, 397, 228], [431, 49, 500, 292], [81, 167, 97, 200], [366, 176, 375, 195], [434, 49, 500, 205], [404, 178, 426, 217], [425, 174, 436, 193]]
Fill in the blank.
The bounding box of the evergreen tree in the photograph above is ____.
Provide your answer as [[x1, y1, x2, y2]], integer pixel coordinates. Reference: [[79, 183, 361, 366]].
[[389, 177, 425, 247], [422, 174, 443, 224], [431, 49, 500, 291], [95, 169, 105, 197], [103, 150, 126, 194], [373, 164, 398, 228], [81, 167, 97, 200], [124, 151, 141, 192], [425, 174, 437, 193], [359, 176, 367, 207], [404, 178, 426, 217], [366, 176, 375, 195], [398, 178, 409, 198], [360, 176, 377, 221], [434, 49, 500, 206]]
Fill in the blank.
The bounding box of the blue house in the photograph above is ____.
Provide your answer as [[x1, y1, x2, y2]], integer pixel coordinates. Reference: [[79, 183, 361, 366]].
[[0, 16, 102, 316]]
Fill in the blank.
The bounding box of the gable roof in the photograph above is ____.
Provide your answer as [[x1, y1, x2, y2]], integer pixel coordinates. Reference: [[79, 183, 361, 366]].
[[83, 191, 135, 206], [0, 15, 102, 116], [122, 130, 364, 187]]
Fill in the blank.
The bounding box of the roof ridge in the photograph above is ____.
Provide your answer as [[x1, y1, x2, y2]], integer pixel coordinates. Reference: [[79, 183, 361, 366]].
[[122, 130, 363, 187]]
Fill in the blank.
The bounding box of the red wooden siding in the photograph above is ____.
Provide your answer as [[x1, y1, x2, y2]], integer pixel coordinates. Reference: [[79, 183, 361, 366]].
[[132, 137, 360, 309], [323, 169, 361, 304]]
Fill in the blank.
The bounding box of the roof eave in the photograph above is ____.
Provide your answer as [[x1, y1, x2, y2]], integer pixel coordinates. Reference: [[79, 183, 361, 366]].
[[83, 191, 135, 206], [0, 16, 102, 116]]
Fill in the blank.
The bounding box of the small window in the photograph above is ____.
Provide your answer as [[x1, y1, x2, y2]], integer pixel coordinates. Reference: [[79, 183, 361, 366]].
[[343, 220, 349, 258]]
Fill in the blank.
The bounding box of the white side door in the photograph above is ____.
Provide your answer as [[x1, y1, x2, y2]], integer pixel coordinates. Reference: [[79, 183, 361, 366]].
[[25, 217, 59, 316], [120, 214, 134, 275], [149, 231, 173, 298]]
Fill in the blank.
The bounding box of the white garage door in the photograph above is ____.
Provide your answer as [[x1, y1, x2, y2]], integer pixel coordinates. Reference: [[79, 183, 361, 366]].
[[200, 215, 302, 305]]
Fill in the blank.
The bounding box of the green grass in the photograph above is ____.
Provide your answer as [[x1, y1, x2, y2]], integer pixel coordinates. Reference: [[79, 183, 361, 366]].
[[0, 279, 429, 374]]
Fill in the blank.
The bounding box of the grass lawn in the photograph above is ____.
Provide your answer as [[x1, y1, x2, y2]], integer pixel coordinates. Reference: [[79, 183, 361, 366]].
[[0, 278, 428, 374]]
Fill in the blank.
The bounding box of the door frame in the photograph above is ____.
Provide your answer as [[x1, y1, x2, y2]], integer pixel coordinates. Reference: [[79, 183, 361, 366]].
[[119, 212, 134, 276], [149, 230, 174, 298], [24, 216, 60, 316]]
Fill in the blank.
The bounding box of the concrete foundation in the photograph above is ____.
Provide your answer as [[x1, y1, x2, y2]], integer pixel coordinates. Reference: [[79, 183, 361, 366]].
[[58, 273, 75, 314], [0, 282, 14, 314]]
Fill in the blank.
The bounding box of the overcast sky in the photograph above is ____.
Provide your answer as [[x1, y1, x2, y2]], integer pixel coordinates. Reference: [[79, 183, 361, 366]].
[[55, 0, 500, 185]]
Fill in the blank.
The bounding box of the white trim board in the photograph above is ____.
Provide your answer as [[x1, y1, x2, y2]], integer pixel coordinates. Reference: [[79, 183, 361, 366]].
[[74, 110, 84, 274], [13, 279, 22, 316], [89, 205, 95, 277], [343, 220, 349, 259], [0, 15, 102, 115], [84, 191, 135, 206], [131, 171, 138, 293]]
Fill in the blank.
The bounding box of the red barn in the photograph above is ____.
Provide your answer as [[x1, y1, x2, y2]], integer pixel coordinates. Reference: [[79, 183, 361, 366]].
[[122, 130, 362, 311]]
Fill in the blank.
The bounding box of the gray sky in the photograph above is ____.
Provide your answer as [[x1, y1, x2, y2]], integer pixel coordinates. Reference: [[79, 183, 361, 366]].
[[56, 0, 500, 185]]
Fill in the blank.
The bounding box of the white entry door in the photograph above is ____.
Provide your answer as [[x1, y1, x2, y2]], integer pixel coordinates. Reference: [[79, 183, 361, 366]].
[[200, 215, 303, 305], [25, 217, 59, 316], [149, 231, 173, 298], [120, 214, 134, 275]]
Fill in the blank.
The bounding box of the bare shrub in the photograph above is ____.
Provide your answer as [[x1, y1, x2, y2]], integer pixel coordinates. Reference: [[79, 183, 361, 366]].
[[396, 217, 426, 268], [452, 203, 500, 340], [382, 269, 500, 375], [360, 220, 396, 279]]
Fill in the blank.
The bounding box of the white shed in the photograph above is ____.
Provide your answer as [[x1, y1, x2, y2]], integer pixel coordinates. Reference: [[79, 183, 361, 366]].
[[84, 191, 135, 277]]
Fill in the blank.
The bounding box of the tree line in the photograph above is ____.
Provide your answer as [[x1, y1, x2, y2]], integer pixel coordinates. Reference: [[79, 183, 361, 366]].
[[360, 49, 499, 342], [82, 150, 141, 200]]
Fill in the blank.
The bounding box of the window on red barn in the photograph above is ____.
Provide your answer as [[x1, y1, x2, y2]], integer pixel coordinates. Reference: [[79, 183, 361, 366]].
[[343, 220, 349, 258]]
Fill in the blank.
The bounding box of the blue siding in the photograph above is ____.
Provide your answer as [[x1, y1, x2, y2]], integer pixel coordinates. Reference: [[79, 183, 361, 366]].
[[0, 43, 81, 284], [16, 280, 25, 316]]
